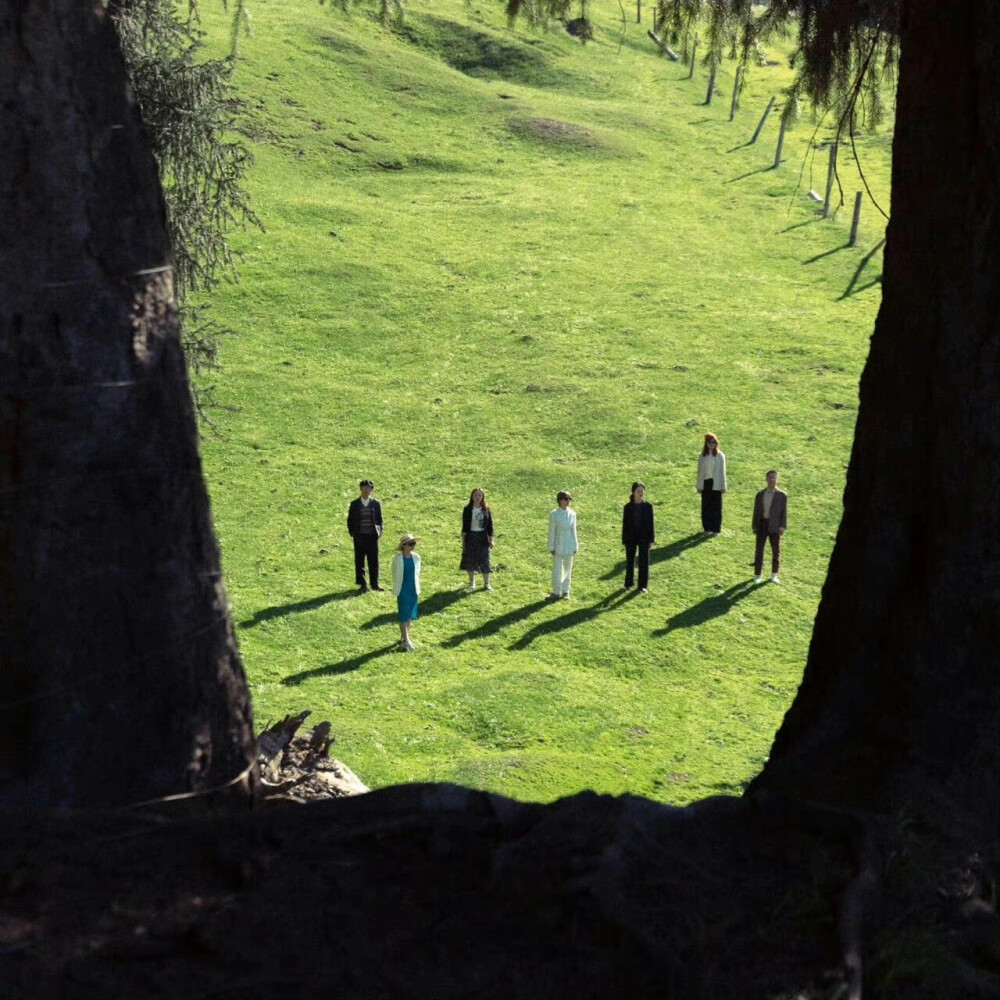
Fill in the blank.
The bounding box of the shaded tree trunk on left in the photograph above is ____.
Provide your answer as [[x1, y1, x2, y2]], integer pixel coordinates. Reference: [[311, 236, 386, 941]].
[[0, 0, 255, 806]]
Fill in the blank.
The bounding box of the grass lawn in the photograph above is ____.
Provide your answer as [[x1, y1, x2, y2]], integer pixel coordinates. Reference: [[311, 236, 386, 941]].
[[195, 0, 891, 803]]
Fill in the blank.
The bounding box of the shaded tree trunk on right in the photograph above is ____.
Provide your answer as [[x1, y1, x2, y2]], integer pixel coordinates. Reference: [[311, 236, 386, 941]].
[[751, 0, 999, 838]]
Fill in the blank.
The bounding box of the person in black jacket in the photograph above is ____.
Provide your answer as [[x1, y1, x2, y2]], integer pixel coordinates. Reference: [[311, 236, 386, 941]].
[[347, 479, 384, 592], [622, 481, 655, 592], [460, 487, 495, 591]]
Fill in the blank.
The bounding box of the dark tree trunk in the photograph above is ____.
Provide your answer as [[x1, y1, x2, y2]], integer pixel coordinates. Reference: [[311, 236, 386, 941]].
[[752, 0, 999, 837], [0, 0, 255, 806]]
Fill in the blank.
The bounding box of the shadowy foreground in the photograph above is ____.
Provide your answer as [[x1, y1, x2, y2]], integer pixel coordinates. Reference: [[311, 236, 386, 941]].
[[1, 784, 995, 999]]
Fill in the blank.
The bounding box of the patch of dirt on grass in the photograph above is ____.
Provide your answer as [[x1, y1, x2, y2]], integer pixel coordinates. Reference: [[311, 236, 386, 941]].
[[507, 116, 604, 149]]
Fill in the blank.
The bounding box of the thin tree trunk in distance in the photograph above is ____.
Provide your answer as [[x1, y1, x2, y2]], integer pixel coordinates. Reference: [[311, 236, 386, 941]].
[[0, 0, 256, 807], [849, 191, 863, 246], [729, 66, 743, 121], [822, 141, 838, 217], [751, 96, 776, 144], [772, 114, 788, 166]]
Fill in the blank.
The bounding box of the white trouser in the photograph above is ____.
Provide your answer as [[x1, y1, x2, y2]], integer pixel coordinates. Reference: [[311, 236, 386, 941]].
[[552, 553, 574, 595]]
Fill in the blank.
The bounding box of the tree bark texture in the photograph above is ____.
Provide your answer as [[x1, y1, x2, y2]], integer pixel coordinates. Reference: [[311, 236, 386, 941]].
[[752, 0, 999, 836], [0, 0, 256, 806]]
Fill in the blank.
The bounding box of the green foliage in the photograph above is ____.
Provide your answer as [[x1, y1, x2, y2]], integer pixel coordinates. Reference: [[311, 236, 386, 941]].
[[196, 0, 891, 804], [112, 0, 260, 414]]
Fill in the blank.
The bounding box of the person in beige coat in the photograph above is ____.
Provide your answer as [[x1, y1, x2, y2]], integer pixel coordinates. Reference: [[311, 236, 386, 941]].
[[696, 432, 727, 535]]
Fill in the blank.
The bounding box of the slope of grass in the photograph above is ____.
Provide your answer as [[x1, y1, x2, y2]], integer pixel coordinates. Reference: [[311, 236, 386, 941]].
[[195, 0, 892, 803]]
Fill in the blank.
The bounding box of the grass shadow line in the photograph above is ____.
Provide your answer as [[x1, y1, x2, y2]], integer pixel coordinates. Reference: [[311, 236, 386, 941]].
[[651, 580, 756, 637], [442, 598, 551, 649], [803, 243, 850, 265], [599, 532, 713, 582], [839, 237, 886, 299], [509, 589, 639, 650], [239, 589, 357, 628], [779, 218, 819, 233], [281, 643, 399, 685], [726, 166, 771, 182], [359, 586, 469, 631]]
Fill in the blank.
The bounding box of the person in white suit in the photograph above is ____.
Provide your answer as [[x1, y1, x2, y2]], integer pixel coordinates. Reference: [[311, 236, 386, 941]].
[[547, 491, 579, 600]]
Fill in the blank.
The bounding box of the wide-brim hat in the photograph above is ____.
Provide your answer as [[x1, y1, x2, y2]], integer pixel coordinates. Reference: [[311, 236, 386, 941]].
[[397, 533, 421, 550]]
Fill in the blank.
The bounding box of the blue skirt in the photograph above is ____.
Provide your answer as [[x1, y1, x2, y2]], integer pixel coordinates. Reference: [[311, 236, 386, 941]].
[[397, 558, 419, 622]]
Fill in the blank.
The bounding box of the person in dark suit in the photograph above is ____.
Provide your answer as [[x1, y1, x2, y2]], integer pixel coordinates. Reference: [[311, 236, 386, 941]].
[[347, 479, 383, 592], [621, 481, 655, 592], [751, 469, 787, 584]]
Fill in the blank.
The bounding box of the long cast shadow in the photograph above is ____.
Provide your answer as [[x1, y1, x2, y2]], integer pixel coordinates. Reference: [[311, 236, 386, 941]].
[[509, 589, 639, 650], [803, 243, 849, 265], [651, 580, 756, 636], [442, 598, 551, 649], [240, 589, 357, 629], [281, 643, 399, 685], [726, 165, 771, 182], [839, 237, 886, 299], [600, 532, 712, 582], [360, 587, 469, 631]]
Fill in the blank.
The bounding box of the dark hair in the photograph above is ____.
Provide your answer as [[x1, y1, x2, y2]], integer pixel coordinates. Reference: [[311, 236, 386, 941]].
[[359, 478, 374, 488], [556, 490, 572, 503], [766, 469, 779, 478], [630, 481, 646, 501], [467, 487, 490, 513], [701, 434, 719, 457]]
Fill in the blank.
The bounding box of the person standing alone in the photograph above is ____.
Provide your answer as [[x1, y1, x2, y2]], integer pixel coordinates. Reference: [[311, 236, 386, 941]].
[[752, 469, 787, 584], [547, 491, 579, 600], [696, 433, 727, 535], [347, 478, 383, 592], [621, 481, 655, 592]]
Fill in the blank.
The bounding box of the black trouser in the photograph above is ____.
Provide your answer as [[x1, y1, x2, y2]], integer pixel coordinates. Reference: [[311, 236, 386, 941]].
[[700, 479, 722, 532], [754, 526, 781, 575], [353, 534, 379, 588], [625, 542, 650, 589]]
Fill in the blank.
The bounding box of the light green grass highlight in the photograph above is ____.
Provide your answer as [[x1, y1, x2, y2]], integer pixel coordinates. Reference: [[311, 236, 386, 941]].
[[197, 0, 891, 804]]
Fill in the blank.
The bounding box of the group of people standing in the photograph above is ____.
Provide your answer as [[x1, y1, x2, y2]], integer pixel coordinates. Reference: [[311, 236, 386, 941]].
[[345, 435, 788, 651]]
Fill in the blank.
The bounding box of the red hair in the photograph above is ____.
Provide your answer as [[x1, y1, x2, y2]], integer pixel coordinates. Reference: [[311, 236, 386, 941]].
[[701, 433, 720, 456]]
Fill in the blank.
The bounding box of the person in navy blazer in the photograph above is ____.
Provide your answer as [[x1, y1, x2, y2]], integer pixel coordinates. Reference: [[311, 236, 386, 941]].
[[347, 478, 384, 592], [621, 481, 655, 592]]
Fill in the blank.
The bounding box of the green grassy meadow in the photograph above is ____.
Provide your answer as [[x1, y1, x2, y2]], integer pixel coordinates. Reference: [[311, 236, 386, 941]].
[[195, 0, 891, 803]]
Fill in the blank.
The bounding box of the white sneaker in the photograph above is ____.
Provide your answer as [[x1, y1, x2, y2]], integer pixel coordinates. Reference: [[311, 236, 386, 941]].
[[770, 574, 780, 584], [753, 575, 762, 584], [484, 584, 494, 592], [404, 638, 416, 651]]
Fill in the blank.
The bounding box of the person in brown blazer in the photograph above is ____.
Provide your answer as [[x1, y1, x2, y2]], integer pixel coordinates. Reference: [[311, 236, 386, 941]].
[[752, 470, 787, 583]]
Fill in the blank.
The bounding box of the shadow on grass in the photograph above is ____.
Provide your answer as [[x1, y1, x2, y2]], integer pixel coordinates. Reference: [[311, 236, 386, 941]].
[[839, 237, 886, 299], [509, 589, 640, 650], [803, 243, 850, 265], [239, 589, 357, 628], [281, 643, 399, 685], [726, 165, 772, 182], [442, 598, 551, 649], [599, 532, 712, 582], [651, 580, 756, 636], [359, 586, 469, 631], [779, 218, 820, 233]]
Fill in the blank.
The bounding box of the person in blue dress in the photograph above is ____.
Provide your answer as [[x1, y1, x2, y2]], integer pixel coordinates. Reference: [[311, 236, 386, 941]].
[[391, 534, 421, 651]]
